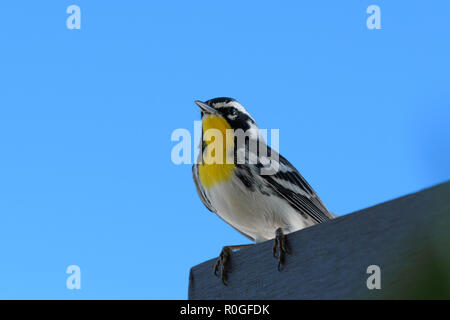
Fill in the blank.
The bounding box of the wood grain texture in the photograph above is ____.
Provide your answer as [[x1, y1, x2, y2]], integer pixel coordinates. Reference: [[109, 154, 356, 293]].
[[188, 181, 450, 299]]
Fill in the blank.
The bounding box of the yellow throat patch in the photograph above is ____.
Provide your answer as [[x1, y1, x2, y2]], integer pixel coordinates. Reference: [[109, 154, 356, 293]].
[[198, 115, 235, 189]]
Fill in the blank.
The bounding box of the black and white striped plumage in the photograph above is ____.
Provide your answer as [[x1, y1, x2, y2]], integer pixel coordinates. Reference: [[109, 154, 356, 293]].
[[193, 97, 334, 243]]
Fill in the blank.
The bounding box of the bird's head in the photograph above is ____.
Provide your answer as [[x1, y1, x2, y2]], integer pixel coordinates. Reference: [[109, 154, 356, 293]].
[[195, 97, 257, 132]]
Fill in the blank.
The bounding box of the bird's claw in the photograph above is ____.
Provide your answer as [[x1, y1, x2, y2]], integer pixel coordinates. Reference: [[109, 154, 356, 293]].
[[272, 228, 290, 271], [214, 246, 232, 285]]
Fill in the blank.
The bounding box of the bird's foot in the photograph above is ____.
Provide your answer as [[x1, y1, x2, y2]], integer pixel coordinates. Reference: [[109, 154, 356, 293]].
[[214, 246, 232, 285], [213, 244, 253, 285], [272, 228, 290, 271]]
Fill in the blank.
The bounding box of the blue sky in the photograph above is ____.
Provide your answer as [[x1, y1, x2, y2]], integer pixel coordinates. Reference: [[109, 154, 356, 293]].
[[0, 1, 449, 299]]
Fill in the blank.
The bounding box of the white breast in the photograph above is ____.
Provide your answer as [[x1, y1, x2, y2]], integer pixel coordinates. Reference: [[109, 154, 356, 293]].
[[205, 172, 315, 243]]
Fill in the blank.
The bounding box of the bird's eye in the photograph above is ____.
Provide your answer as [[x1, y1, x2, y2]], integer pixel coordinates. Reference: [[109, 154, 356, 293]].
[[228, 109, 238, 120]]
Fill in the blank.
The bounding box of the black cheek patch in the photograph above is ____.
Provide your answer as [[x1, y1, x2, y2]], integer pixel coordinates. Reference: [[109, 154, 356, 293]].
[[228, 114, 252, 131]]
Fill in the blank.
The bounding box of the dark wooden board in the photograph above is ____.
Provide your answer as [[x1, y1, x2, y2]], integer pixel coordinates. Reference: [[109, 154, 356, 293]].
[[188, 181, 450, 299]]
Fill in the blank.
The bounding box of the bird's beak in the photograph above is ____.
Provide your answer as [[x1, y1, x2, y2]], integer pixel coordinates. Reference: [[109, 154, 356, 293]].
[[195, 100, 216, 114]]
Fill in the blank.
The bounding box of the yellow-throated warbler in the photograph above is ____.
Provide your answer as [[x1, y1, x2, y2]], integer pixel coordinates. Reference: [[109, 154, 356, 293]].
[[192, 97, 335, 284]]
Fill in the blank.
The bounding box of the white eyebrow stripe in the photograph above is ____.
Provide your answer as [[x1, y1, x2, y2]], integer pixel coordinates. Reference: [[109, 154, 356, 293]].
[[214, 101, 252, 118], [228, 101, 247, 114]]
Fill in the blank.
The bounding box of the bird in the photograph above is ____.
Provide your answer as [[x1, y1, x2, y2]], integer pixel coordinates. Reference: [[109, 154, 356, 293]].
[[192, 97, 335, 285]]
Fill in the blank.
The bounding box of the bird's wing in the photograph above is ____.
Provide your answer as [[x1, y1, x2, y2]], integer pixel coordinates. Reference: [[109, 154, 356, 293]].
[[243, 145, 335, 224], [192, 164, 215, 213]]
